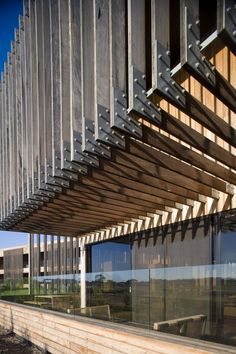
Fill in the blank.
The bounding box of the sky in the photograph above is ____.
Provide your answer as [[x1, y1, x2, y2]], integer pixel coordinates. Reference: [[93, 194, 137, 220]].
[[0, 0, 23, 73], [0, 0, 25, 248], [0, 231, 28, 248]]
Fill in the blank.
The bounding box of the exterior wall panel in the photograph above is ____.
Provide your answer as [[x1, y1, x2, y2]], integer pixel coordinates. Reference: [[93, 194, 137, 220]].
[[0, 300, 233, 354]]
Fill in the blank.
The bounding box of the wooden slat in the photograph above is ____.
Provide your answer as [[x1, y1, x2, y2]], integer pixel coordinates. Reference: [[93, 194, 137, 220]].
[[127, 139, 228, 194], [8, 51, 14, 214], [42, 0, 53, 185], [141, 125, 236, 185], [0, 79, 3, 221], [29, 0, 39, 196], [15, 28, 22, 208], [159, 111, 236, 169], [19, 16, 27, 204], [0, 0, 235, 236], [24, 0, 33, 199], [180, 0, 236, 113], [70, 0, 83, 163], [81, 0, 95, 153], [35, 0, 45, 191], [50, 0, 61, 177], [150, 0, 236, 147], [59, 0, 71, 170]]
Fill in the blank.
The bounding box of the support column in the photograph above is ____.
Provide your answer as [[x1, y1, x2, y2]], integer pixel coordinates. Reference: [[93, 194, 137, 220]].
[[28, 233, 34, 295], [56, 236, 61, 275], [56, 236, 61, 293], [37, 234, 40, 277], [69, 237, 73, 274], [43, 234, 47, 276], [75, 237, 79, 274], [80, 241, 86, 308], [43, 234, 47, 293], [50, 235, 54, 292], [50, 235, 54, 275], [63, 236, 67, 274]]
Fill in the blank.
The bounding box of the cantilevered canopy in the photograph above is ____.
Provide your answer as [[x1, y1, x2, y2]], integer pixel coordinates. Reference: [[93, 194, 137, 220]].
[[0, 0, 235, 236]]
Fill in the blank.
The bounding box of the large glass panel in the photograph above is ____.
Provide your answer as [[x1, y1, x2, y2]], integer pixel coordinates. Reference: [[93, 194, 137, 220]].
[[214, 214, 236, 346], [1, 211, 236, 349], [90, 238, 131, 272], [150, 265, 213, 339], [85, 270, 133, 323]]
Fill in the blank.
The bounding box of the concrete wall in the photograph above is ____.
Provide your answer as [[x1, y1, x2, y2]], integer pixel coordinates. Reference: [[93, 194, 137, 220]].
[[0, 300, 234, 354]]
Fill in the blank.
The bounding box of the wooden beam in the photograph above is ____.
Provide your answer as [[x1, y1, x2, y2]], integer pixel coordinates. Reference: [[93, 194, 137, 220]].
[[180, 0, 236, 113], [142, 125, 236, 185]]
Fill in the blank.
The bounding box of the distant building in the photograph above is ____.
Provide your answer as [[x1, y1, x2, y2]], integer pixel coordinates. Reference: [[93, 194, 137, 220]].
[[0, 244, 29, 292]]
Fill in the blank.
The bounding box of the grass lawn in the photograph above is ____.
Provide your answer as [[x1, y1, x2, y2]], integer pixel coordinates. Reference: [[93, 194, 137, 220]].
[[0, 288, 28, 297]]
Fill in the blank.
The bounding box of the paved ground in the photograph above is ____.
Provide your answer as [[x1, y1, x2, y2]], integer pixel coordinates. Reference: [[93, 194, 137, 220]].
[[0, 327, 46, 354]]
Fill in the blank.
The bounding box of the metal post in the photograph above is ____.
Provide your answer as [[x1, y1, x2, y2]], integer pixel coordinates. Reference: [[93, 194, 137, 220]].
[[64, 236, 67, 274], [75, 237, 79, 274], [43, 234, 47, 276], [37, 234, 40, 277], [80, 242, 86, 308], [28, 233, 33, 295], [43, 234, 47, 293], [69, 237, 73, 274], [56, 235, 61, 292], [50, 235, 54, 292], [57, 235, 61, 275], [50, 235, 54, 274]]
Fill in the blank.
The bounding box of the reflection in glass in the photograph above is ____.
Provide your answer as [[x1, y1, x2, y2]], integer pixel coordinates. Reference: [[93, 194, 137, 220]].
[[1, 211, 236, 347]]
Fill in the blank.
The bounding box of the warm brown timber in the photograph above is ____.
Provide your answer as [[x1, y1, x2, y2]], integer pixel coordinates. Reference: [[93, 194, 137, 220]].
[[180, 0, 236, 114], [157, 110, 236, 169], [141, 125, 236, 185], [1, 0, 235, 236], [126, 139, 228, 193]]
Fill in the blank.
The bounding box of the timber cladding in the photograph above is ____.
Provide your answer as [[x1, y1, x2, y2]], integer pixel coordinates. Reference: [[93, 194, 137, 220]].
[[3, 248, 23, 281], [0, 0, 235, 237], [0, 300, 234, 354]]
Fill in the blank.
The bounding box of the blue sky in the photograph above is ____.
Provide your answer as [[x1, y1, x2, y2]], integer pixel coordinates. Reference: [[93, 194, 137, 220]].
[[0, 231, 28, 248], [0, 0, 25, 248], [0, 0, 23, 73]]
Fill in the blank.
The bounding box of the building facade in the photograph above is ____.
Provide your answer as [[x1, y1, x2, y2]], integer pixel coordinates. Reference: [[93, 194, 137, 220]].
[[0, 0, 236, 350], [0, 244, 29, 293]]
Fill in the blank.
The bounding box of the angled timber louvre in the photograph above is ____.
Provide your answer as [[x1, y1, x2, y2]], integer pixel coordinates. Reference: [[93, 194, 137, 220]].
[[0, 0, 235, 237]]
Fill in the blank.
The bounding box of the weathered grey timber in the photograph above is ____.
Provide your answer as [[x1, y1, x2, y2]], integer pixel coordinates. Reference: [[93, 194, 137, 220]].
[[0, 0, 235, 235], [217, 0, 236, 54]]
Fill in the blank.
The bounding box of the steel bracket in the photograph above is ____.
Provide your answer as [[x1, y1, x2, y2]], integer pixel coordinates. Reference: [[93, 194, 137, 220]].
[[27, 197, 44, 206], [29, 189, 52, 201], [61, 140, 86, 175], [128, 66, 162, 125], [183, 7, 216, 86], [54, 149, 77, 181], [46, 165, 70, 188], [154, 41, 186, 107], [83, 118, 111, 159], [217, 0, 236, 52], [111, 87, 142, 138], [72, 130, 98, 169], [96, 104, 125, 149], [21, 201, 37, 210], [39, 169, 63, 193]]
